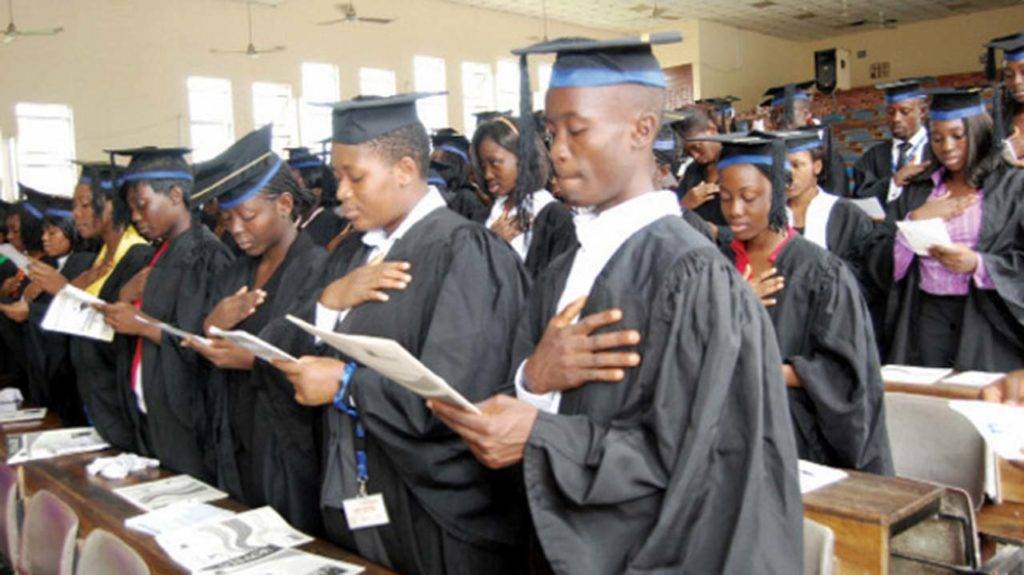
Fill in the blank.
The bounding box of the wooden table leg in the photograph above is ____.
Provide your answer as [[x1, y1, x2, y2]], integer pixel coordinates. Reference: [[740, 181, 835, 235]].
[[805, 510, 888, 575]]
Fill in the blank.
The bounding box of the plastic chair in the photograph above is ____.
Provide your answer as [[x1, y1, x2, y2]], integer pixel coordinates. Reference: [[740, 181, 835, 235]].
[[17, 490, 77, 575], [74, 529, 149, 575], [884, 392, 987, 509], [803, 518, 835, 575], [0, 465, 20, 570]]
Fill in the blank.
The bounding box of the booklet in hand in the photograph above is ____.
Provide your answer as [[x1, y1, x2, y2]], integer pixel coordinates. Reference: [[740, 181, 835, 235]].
[[208, 326, 297, 363], [285, 315, 482, 414]]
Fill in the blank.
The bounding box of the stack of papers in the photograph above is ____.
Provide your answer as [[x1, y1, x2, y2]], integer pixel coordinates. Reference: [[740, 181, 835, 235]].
[[6, 427, 110, 464], [41, 285, 114, 342], [881, 365, 954, 385], [205, 548, 365, 574], [941, 371, 1005, 388], [126, 501, 236, 536], [798, 460, 848, 494], [0, 407, 46, 424], [208, 326, 296, 363], [949, 401, 1024, 461], [114, 475, 228, 511], [896, 218, 954, 256], [155, 507, 313, 572]]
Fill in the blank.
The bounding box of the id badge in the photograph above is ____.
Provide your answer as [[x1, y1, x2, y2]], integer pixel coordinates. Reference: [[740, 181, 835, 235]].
[[343, 493, 390, 530]]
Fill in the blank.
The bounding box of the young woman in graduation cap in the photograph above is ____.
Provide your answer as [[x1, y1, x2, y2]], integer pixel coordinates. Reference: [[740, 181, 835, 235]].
[[430, 129, 490, 221], [285, 146, 348, 248], [987, 33, 1024, 165], [185, 126, 325, 527], [879, 88, 1024, 371], [713, 132, 893, 475], [471, 114, 575, 277]]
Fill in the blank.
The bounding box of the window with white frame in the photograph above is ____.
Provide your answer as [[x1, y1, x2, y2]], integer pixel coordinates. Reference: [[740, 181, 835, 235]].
[[461, 62, 495, 136], [495, 58, 519, 116], [252, 81, 299, 156], [534, 62, 553, 110], [413, 56, 448, 132], [359, 68, 397, 97], [300, 63, 340, 148], [187, 76, 235, 162], [14, 103, 76, 196]]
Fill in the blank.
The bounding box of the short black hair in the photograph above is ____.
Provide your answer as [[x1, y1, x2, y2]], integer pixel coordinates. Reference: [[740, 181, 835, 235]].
[[365, 122, 430, 177], [16, 209, 44, 252], [261, 165, 317, 223]]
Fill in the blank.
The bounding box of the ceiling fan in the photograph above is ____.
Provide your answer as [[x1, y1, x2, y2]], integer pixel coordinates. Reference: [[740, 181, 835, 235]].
[[628, 1, 681, 21], [210, 1, 285, 58], [2, 0, 64, 45], [317, 2, 394, 26]]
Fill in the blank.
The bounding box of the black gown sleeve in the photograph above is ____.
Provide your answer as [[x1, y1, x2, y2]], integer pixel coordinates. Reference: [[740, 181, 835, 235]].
[[524, 202, 577, 278], [850, 143, 892, 201]]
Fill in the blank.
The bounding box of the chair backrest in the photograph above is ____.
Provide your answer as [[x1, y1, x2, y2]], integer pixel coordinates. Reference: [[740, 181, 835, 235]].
[[75, 529, 149, 575], [883, 393, 987, 509], [803, 518, 835, 575], [0, 465, 19, 567], [19, 490, 78, 575]]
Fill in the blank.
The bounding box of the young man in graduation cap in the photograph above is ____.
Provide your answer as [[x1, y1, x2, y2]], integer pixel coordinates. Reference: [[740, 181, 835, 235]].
[[986, 32, 1024, 165], [95, 147, 234, 478], [272, 92, 530, 574], [764, 81, 850, 196], [851, 78, 931, 204], [430, 34, 803, 574]]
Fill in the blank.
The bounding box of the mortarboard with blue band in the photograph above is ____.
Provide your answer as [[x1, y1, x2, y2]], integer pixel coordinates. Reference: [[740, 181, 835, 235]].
[[192, 125, 284, 207], [121, 170, 194, 182], [437, 143, 469, 162], [985, 34, 1024, 141], [218, 156, 283, 210], [987, 33, 1024, 63], [927, 87, 988, 122], [877, 77, 932, 104], [106, 147, 193, 187], [764, 82, 815, 108]]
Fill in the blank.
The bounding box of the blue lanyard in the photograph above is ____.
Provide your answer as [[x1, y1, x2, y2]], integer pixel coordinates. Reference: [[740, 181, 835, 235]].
[[333, 362, 369, 493]]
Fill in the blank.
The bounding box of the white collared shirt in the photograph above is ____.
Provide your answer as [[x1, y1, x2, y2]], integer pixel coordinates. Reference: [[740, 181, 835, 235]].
[[886, 126, 928, 203], [787, 187, 839, 251], [314, 187, 447, 333], [515, 190, 682, 413], [484, 189, 557, 260]]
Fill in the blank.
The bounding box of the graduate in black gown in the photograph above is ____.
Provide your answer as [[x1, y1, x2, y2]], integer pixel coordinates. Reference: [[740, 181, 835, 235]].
[[286, 146, 348, 247], [986, 34, 1024, 164], [21, 195, 95, 423], [66, 163, 154, 450], [763, 81, 850, 196], [91, 147, 234, 477], [676, 107, 729, 227], [696, 95, 740, 134], [851, 79, 932, 204], [273, 93, 530, 575], [186, 127, 325, 509], [430, 129, 490, 221], [710, 133, 893, 474], [432, 35, 803, 575], [470, 116, 575, 276], [876, 89, 1024, 371]]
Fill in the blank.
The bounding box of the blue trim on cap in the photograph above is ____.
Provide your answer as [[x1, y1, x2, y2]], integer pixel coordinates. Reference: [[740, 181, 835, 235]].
[[23, 202, 44, 220], [1006, 49, 1024, 62], [288, 159, 323, 170], [438, 144, 469, 162], [788, 140, 823, 153], [427, 176, 446, 187], [99, 180, 115, 190], [718, 155, 776, 170], [653, 139, 676, 151], [121, 170, 194, 183], [885, 91, 924, 104], [44, 208, 73, 219], [549, 67, 666, 89], [931, 105, 986, 121], [78, 176, 92, 185], [771, 92, 809, 107], [218, 157, 284, 210]]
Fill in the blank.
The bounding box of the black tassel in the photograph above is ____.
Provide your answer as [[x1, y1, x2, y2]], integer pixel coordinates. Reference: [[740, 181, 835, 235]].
[[768, 139, 789, 231], [512, 54, 537, 232], [993, 84, 1007, 143], [985, 47, 997, 83], [783, 84, 796, 129]]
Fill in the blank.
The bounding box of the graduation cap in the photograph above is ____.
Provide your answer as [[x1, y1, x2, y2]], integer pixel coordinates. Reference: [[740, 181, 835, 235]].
[[697, 96, 740, 112], [696, 132, 792, 230], [106, 147, 193, 185], [773, 129, 824, 153], [763, 81, 815, 128], [986, 33, 1024, 78], [431, 129, 471, 162], [323, 92, 445, 145], [284, 147, 324, 170], [75, 161, 124, 194], [927, 87, 987, 122], [17, 184, 50, 220], [473, 111, 511, 124], [654, 123, 678, 153], [191, 125, 282, 210], [876, 78, 932, 104]]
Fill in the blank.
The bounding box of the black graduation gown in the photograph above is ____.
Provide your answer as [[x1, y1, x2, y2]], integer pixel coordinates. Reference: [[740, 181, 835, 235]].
[[207, 232, 326, 507], [446, 185, 490, 222], [23, 252, 95, 423], [320, 208, 530, 575], [0, 266, 32, 394], [677, 161, 728, 226], [303, 207, 348, 248], [725, 236, 893, 473], [70, 243, 155, 451], [519, 216, 803, 574], [876, 167, 1024, 371], [122, 226, 234, 479], [820, 140, 850, 197], [472, 199, 576, 278], [851, 141, 893, 202]]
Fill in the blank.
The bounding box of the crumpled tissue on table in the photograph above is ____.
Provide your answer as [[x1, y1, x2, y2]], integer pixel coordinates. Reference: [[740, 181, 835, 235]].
[[0, 388, 23, 413], [87, 453, 161, 480]]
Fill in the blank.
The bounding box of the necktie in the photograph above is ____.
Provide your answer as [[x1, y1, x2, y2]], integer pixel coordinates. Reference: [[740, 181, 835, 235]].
[[895, 141, 912, 173]]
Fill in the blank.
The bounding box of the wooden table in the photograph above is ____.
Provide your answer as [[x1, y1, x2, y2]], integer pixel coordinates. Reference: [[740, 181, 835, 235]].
[[803, 471, 944, 575], [0, 419, 397, 575]]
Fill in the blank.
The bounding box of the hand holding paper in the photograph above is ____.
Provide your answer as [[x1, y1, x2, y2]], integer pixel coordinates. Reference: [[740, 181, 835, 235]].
[[207, 326, 296, 363], [896, 218, 954, 257], [0, 244, 30, 272], [41, 285, 115, 342]]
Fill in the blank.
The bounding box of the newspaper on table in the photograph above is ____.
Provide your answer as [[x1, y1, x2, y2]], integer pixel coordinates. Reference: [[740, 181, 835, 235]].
[[0, 244, 30, 271], [949, 401, 1024, 461], [941, 371, 1006, 388], [156, 506, 313, 572], [6, 427, 109, 464], [896, 218, 954, 256], [114, 474, 228, 511], [203, 548, 365, 575], [125, 501, 236, 536], [798, 460, 848, 494], [0, 407, 46, 424], [41, 285, 115, 342], [208, 326, 296, 363], [849, 197, 886, 220], [880, 365, 954, 386], [285, 314, 481, 414]]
